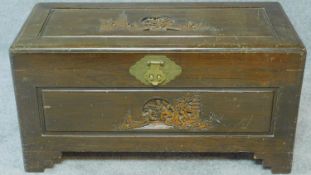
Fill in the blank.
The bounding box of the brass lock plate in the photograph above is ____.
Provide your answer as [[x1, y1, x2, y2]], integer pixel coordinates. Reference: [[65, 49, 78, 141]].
[[129, 55, 182, 86]]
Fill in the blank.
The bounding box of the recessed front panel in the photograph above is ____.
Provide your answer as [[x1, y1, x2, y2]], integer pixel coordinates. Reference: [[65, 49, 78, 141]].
[[40, 88, 275, 134]]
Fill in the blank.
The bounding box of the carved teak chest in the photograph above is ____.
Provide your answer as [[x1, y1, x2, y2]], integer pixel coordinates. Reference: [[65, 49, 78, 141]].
[[10, 3, 306, 173]]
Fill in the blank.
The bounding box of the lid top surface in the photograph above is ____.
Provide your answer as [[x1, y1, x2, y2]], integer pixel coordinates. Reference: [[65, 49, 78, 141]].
[[11, 2, 304, 52]]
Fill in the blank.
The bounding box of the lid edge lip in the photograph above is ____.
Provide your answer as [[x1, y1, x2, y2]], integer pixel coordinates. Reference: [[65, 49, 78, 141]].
[[9, 47, 306, 54]]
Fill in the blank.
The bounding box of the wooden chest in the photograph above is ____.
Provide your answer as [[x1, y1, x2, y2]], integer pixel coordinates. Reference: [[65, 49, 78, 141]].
[[10, 2, 306, 173]]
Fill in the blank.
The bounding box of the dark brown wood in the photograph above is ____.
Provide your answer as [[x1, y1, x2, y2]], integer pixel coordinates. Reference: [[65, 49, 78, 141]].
[[41, 88, 274, 133], [10, 2, 306, 173]]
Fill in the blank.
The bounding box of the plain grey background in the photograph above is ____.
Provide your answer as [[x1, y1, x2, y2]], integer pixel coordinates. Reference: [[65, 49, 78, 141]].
[[0, 0, 310, 174]]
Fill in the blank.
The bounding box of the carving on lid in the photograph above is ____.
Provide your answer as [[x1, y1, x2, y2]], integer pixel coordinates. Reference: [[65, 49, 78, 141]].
[[99, 11, 215, 32]]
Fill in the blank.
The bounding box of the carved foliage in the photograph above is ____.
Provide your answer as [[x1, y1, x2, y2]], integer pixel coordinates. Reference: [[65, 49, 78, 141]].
[[120, 95, 218, 130], [99, 11, 213, 32]]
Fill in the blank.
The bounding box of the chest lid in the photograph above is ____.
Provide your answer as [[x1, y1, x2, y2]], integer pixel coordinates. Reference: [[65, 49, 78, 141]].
[[11, 2, 304, 53]]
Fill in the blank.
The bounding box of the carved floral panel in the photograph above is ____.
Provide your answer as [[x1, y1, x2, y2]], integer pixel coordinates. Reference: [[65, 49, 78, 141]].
[[120, 94, 222, 130]]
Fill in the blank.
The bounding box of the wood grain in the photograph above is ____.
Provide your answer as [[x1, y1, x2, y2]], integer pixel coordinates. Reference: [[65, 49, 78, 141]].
[[10, 2, 306, 173]]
